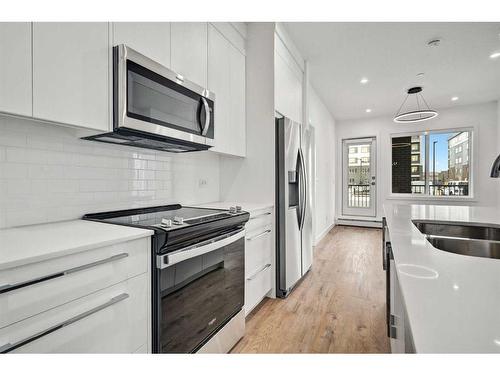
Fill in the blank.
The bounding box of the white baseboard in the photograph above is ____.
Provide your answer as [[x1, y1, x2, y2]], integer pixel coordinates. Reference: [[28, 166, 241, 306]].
[[314, 222, 336, 245], [336, 217, 382, 228]]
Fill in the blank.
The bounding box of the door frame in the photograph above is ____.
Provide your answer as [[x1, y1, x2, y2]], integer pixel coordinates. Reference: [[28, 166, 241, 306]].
[[341, 137, 377, 217]]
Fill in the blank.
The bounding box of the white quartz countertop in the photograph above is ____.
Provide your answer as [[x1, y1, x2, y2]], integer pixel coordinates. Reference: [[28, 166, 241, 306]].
[[0, 220, 153, 271], [384, 203, 500, 353], [193, 201, 273, 215]]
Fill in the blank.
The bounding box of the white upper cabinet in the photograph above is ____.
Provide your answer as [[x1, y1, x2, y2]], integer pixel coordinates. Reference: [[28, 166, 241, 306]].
[[0, 23, 32, 117], [208, 24, 246, 157], [228, 45, 246, 157], [274, 34, 303, 124], [32, 23, 110, 132], [171, 23, 207, 87], [208, 25, 230, 154], [112, 22, 171, 68]]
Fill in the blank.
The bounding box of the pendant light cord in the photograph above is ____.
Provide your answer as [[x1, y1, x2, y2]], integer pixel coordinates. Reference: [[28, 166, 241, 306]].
[[395, 94, 410, 117]]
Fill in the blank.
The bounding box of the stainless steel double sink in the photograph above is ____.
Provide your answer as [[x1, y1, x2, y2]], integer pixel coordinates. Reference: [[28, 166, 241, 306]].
[[413, 220, 500, 259]]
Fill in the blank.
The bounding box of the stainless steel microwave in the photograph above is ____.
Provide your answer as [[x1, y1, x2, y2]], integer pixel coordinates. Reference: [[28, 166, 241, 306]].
[[83, 44, 215, 153]]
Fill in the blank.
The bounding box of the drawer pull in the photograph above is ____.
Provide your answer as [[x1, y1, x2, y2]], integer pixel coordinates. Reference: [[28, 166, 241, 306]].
[[246, 229, 271, 241], [0, 253, 129, 295], [247, 263, 271, 281], [250, 212, 272, 220], [0, 293, 129, 353]]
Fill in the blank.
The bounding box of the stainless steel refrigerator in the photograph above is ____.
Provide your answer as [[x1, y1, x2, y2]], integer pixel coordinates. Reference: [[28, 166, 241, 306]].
[[276, 116, 314, 298]]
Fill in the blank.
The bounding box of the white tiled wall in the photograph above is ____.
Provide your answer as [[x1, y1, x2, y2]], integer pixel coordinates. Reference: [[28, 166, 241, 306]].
[[0, 115, 220, 228]]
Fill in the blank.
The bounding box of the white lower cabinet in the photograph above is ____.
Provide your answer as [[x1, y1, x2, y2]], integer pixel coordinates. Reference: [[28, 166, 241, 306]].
[[1, 274, 148, 353], [0, 238, 148, 329], [0, 237, 151, 353], [386, 233, 414, 353], [244, 207, 274, 316], [245, 264, 272, 315]]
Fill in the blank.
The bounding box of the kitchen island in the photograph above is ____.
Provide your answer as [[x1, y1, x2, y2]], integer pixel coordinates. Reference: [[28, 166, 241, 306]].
[[384, 204, 500, 353]]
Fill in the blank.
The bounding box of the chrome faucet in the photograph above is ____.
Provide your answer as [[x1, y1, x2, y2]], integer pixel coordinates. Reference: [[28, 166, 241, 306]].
[[491, 154, 500, 178]]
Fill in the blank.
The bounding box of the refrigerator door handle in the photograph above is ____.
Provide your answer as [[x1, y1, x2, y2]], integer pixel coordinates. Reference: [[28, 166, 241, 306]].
[[298, 148, 307, 230]]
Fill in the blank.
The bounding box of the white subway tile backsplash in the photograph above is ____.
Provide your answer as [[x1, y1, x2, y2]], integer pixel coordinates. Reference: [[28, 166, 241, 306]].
[[0, 163, 29, 179], [0, 115, 220, 228]]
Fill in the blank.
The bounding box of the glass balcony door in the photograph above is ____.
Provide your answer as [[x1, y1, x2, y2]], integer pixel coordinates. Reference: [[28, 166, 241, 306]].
[[342, 137, 377, 217]]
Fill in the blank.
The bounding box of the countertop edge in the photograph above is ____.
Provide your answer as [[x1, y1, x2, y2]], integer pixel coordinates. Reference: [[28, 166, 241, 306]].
[[0, 223, 153, 271]]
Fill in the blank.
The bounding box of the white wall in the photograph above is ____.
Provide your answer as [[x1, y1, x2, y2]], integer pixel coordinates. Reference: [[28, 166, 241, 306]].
[[220, 23, 276, 204], [308, 86, 336, 243], [0, 115, 220, 228], [336, 101, 499, 221]]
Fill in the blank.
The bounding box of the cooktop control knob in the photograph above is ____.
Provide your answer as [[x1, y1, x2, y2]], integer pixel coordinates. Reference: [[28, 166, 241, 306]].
[[161, 218, 172, 228], [173, 216, 184, 225], [235, 206, 242, 213], [229, 206, 237, 214]]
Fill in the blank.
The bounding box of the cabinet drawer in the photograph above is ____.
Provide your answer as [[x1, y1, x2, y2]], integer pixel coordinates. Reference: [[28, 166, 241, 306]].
[[245, 263, 272, 316], [245, 209, 273, 232], [0, 238, 149, 328], [245, 225, 273, 277], [0, 273, 148, 353]]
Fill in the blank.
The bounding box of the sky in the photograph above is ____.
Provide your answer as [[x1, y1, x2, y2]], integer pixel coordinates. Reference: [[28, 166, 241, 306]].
[[428, 133, 454, 173]]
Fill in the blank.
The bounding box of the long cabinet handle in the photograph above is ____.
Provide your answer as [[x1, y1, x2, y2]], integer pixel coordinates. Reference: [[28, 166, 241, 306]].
[[0, 293, 129, 353], [246, 229, 271, 241], [249, 212, 272, 220], [0, 253, 129, 295], [247, 263, 271, 281]]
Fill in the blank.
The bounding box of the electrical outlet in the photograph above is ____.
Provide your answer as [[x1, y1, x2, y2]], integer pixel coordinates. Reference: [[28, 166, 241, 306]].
[[199, 179, 208, 187]]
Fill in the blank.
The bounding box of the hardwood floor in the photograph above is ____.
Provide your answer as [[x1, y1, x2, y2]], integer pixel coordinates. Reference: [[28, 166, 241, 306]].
[[231, 225, 390, 353]]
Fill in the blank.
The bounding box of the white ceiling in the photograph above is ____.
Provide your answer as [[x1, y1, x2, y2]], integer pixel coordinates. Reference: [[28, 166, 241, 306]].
[[283, 22, 500, 121]]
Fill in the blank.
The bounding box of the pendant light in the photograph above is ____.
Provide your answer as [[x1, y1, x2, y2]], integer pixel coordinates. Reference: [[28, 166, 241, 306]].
[[393, 86, 438, 123]]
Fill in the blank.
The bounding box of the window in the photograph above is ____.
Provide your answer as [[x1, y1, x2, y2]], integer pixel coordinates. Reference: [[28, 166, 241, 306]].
[[391, 130, 471, 197], [361, 157, 369, 163], [349, 147, 357, 154], [349, 158, 358, 165], [361, 147, 369, 153]]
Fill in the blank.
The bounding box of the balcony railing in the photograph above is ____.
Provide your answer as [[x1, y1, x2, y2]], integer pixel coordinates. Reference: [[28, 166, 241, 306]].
[[348, 184, 371, 208], [411, 184, 469, 196]]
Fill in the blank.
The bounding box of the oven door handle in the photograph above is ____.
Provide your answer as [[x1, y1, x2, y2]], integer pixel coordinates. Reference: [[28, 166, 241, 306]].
[[157, 228, 245, 268]]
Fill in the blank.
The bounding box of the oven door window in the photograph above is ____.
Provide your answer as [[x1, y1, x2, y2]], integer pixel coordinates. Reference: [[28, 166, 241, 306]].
[[159, 237, 244, 353], [126, 60, 214, 138]]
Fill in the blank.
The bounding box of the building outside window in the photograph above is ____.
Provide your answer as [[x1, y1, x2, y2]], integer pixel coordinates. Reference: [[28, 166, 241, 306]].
[[391, 130, 471, 197], [347, 145, 371, 186]]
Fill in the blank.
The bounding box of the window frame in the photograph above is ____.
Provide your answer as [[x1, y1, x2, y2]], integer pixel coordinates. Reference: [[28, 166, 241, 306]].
[[389, 127, 474, 200]]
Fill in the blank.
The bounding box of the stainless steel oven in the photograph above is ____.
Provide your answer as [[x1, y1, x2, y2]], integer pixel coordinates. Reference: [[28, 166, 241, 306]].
[[83, 44, 215, 153], [156, 228, 245, 353]]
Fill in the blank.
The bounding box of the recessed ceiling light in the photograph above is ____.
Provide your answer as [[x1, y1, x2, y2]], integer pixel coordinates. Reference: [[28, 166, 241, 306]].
[[360, 77, 369, 84], [490, 52, 500, 59], [365, 108, 372, 113], [451, 96, 459, 101]]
